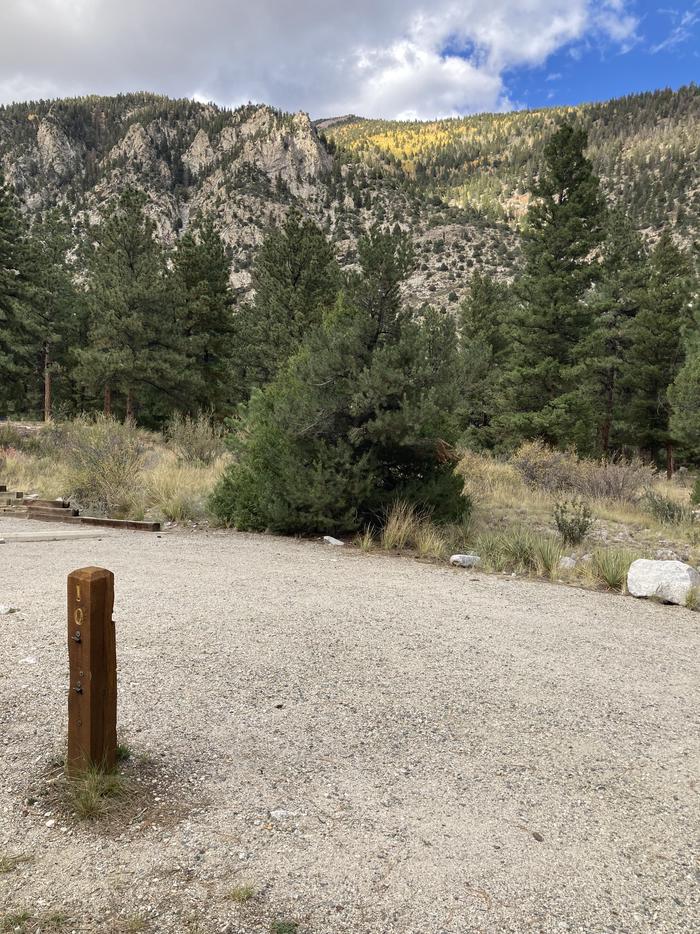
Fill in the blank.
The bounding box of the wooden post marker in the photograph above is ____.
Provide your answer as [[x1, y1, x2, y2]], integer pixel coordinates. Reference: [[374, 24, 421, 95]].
[[67, 567, 117, 776]]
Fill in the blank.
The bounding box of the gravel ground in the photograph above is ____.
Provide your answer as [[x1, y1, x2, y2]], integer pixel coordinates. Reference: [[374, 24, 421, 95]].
[[0, 518, 698, 933]]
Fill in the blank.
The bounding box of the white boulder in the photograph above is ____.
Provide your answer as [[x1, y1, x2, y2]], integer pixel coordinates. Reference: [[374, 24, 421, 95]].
[[559, 556, 577, 570], [627, 559, 700, 606], [450, 554, 481, 568]]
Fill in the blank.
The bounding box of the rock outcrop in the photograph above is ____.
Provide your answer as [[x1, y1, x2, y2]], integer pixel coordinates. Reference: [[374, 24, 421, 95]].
[[36, 118, 78, 180]]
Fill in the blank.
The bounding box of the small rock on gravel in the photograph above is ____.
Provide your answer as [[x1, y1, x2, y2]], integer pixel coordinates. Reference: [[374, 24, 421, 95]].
[[323, 535, 344, 546], [450, 554, 481, 568]]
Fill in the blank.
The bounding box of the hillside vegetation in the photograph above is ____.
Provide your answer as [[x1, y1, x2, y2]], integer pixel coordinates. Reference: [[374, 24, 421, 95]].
[[325, 85, 700, 235]]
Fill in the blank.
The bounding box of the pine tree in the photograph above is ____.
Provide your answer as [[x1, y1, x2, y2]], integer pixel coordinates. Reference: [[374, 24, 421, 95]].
[[231, 209, 341, 396], [457, 270, 510, 446], [620, 230, 694, 474], [212, 229, 464, 532], [500, 123, 605, 447], [76, 189, 185, 422], [572, 210, 648, 455], [0, 174, 35, 414], [669, 332, 700, 460], [26, 208, 85, 420], [170, 217, 235, 415]]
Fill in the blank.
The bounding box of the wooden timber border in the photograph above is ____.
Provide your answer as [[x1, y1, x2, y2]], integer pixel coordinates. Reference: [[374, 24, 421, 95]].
[[20, 498, 161, 532]]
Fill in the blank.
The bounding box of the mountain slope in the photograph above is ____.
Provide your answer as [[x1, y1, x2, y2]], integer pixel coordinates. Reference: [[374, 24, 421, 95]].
[[0, 86, 697, 310], [324, 84, 700, 237]]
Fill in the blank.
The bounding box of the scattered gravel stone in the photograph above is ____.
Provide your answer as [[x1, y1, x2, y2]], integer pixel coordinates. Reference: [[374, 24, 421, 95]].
[[0, 604, 18, 614], [323, 535, 344, 546], [449, 554, 481, 568]]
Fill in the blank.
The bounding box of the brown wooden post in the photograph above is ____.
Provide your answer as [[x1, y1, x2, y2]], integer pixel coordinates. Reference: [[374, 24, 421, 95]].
[[67, 567, 117, 776]]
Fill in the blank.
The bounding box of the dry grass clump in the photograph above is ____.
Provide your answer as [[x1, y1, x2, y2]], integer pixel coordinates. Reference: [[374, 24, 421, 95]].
[[413, 521, 449, 559], [379, 501, 456, 560], [354, 526, 376, 551], [165, 411, 227, 465], [511, 440, 654, 503], [532, 534, 565, 579], [456, 449, 525, 502], [685, 587, 700, 611], [144, 454, 228, 522], [380, 501, 423, 550]]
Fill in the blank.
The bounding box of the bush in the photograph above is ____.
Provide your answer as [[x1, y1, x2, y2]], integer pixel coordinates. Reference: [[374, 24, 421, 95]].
[[58, 416, 147, 517], [211, 227, 468, 533], [590, 548, 638, 592], [511, 440, 653, 503], [553, 498, 594, 545], [165, 411, 226, 465], [641, 491, 694, 525], [0, 424, 24, 449], [692, 476, 700, 506]]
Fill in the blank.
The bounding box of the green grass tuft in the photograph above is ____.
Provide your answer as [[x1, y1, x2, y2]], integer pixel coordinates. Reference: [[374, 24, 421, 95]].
[[270, 922, 299, 934], [227, 884, 256, 904], [589, 547, 638, 592], [65, 764, 133, 820]]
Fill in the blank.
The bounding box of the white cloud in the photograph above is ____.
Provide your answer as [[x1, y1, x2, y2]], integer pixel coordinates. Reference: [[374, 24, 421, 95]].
[[0, 0, 640, 118], [651, 6, 700, 53]]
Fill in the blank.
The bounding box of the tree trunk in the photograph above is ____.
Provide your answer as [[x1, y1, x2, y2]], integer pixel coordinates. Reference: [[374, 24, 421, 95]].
[[601, 372, 614, 457], [43, 343, 52, 422], [125, 390, 134, 422], [666, 443, 675, 479], [104, 384, 112, 417]]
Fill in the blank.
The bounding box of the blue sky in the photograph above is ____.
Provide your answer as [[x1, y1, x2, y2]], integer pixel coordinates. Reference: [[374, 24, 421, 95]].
[[507, 2, 699, 110], [0, 1, 697, 119]]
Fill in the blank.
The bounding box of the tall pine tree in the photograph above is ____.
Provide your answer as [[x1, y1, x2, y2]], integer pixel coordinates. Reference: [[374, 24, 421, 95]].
[[26, 208, 85, 420], [0, 173, 35, 414], [500, 123, 605, 447], [76, 189, 186, 421], [572, 209, 648, 455], [458, 270, 511, 447], [170, 217, 235, 416], [620, 230, 694, 474], [231, 209, 341, 396]]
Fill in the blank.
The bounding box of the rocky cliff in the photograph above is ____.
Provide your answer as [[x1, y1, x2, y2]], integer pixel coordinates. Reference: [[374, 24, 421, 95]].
[[0, 93, 518, 307]]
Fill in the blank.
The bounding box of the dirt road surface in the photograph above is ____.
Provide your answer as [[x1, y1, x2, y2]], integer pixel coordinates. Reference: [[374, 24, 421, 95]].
[[1, 519, 698, 932]]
